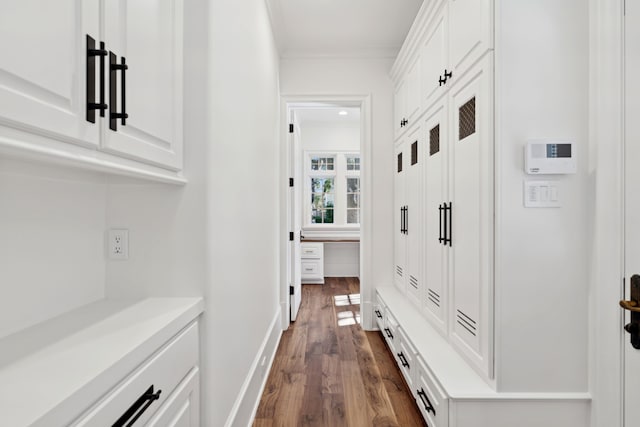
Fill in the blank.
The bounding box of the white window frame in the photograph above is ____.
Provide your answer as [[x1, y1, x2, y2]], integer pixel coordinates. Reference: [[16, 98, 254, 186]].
[[304, 151, 361, 234]]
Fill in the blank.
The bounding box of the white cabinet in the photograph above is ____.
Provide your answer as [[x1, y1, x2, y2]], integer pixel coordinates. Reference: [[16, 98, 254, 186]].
[[102, 0, 184, 170], [394, 55, 422, 139], [392, 0, 494, 380], [301, 242, 324, 284], [394, 124, 423, 305], [146, 368, 200, 427], [421, 0, 493, 110], [423, 99, 448, 334], [448, 0, 493, 77], [415, 356, 448, 427], [0, 1, 100, 148], [0, 0, 184, 182], [448, 55, 493, 376], [73, 321, 200, 426], [421, 1, 448, 111], [374, 288, 590, 427]]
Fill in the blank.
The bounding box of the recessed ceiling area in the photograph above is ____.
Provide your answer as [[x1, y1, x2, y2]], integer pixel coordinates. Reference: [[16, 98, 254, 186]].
[[296, 107, 361, 125], [266, 0, 423, 58]]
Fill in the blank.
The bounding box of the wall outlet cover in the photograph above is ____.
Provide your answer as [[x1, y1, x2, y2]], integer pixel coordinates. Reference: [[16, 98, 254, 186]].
[[108, 229, 129, 260]]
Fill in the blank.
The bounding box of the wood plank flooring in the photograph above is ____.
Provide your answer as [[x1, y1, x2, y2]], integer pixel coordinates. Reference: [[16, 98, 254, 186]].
[[254, 277, 426, 427]]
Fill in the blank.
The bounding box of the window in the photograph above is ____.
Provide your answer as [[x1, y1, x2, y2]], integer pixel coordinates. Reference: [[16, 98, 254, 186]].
[[311, 156, 335, 171], [305, 152, 360, 227], [346, 177, 360, 224], [346, 156, 360, 171], [311, 177, 334, 223]]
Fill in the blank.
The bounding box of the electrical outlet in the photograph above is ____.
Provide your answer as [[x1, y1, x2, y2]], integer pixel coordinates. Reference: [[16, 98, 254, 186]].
[[108, 229, 129, 260]]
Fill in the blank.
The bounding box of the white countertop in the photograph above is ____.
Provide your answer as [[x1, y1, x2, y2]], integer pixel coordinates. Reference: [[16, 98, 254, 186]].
[[0, 297, 204, 427]]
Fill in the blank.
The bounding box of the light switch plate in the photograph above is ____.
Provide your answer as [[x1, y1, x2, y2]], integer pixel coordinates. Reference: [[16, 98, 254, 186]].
[[524, 180, 560, 208]]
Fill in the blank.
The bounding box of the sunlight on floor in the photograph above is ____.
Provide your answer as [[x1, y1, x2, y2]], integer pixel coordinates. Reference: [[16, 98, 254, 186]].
[[334, 294, 361, 326]]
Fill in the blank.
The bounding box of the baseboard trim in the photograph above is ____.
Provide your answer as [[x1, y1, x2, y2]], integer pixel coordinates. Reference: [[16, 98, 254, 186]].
[[223, 308, 282, 427]]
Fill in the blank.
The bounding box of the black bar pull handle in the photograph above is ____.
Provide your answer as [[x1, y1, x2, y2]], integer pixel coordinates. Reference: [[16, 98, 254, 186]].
[[384, 327, 394, 339], [447, 202, 452, 247], [405, 205, 409, 235], [443, 202, 448, 245], [375, 309, 383, 319], [438, 204, 444, 244], [112, 385, 162, 427], [86, 35, 108, 123], [444, 69, 453, 81], [110, 53, 129, 131], [397, 351, 410, 368], [417, 388, 436, 416]]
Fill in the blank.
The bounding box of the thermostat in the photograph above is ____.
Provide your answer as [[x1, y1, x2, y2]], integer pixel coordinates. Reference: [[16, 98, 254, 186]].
[[525, 140, 576, 174]]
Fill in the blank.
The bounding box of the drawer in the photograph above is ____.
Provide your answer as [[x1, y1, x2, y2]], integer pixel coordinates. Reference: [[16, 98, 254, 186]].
[[415, 355, 448, 427], [396, 327, 417, 389], [301, 261, 322, 277], [300, 242, 323, 259], [72, 321, 199, 426], [383, 310, 399, 352], [374, 292, 386, 330]]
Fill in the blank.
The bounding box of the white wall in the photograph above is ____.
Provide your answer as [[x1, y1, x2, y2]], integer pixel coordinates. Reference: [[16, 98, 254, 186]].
[[0, 158, 107, 339], [280, 57, 395, 328], [495, 0, 589, 392], [324, 242, 360, 277], [301, 122, 360, 151], [206, 0, 281, 425]]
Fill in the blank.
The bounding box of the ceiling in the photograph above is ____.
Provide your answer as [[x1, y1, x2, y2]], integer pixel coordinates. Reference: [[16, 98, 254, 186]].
[[266, 0, 424, 58], [296, 107, 361, 125]]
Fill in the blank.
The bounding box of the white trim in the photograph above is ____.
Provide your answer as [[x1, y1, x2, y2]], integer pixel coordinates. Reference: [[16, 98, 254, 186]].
[[224, 308, 282, 427], [589, 1, 625, 426], [279, 94, 373, 330]]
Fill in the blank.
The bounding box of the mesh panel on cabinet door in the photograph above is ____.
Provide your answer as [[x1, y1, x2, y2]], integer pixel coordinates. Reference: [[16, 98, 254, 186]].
[[459, 97, 476, 141]]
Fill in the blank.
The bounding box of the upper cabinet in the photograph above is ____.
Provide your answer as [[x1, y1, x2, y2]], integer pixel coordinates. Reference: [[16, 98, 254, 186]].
[[102, 1, 183, 171], [0, 0, 185, 183], [0, 1, 101, 148], [392, 0, 493, 140]]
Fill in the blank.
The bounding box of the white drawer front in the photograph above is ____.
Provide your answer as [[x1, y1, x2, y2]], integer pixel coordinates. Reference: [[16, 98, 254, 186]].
[[397, 327, 417, 389], [300, 242, 323, 259], [301, 261, 322, 277], [373, 304, 385, 331], [73, 322, 199, 427], [415, 356, 448, 427], [383, 310, 399, 352]]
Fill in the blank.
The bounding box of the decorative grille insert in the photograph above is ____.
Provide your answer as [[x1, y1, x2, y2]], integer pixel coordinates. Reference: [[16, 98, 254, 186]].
[[429, 124, 440, 156], [411, 141, 418, 165], [459, 97, 476, 141], [427, 289, 440, 307], [397, 152, 403, 173], [396, 265, 403, 277], [456, 309, 477, 336]]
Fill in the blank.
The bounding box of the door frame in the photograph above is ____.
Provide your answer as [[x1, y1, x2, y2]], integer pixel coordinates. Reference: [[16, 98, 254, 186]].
[[590, 0, 625, 426], [279, 94, 372, 330]]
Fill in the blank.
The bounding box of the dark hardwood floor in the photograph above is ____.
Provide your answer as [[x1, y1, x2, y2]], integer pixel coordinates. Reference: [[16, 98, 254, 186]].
[[253, 277, 426, 427]]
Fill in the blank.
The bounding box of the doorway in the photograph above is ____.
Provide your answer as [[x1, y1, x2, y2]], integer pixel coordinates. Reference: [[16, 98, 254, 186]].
[[279, 95, 372, 329]]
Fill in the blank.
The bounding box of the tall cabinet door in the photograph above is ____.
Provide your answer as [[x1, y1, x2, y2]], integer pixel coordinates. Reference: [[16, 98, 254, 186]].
[[449, 54, 494, 378], [0, 1, 100, 146], [448, 0, 493, 79], [421, 1, 448, 111], [103, 0, 183, 170], [394, 143, 407, 292], [406, 125, 423, 305], [423, 100, 448, 334]]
